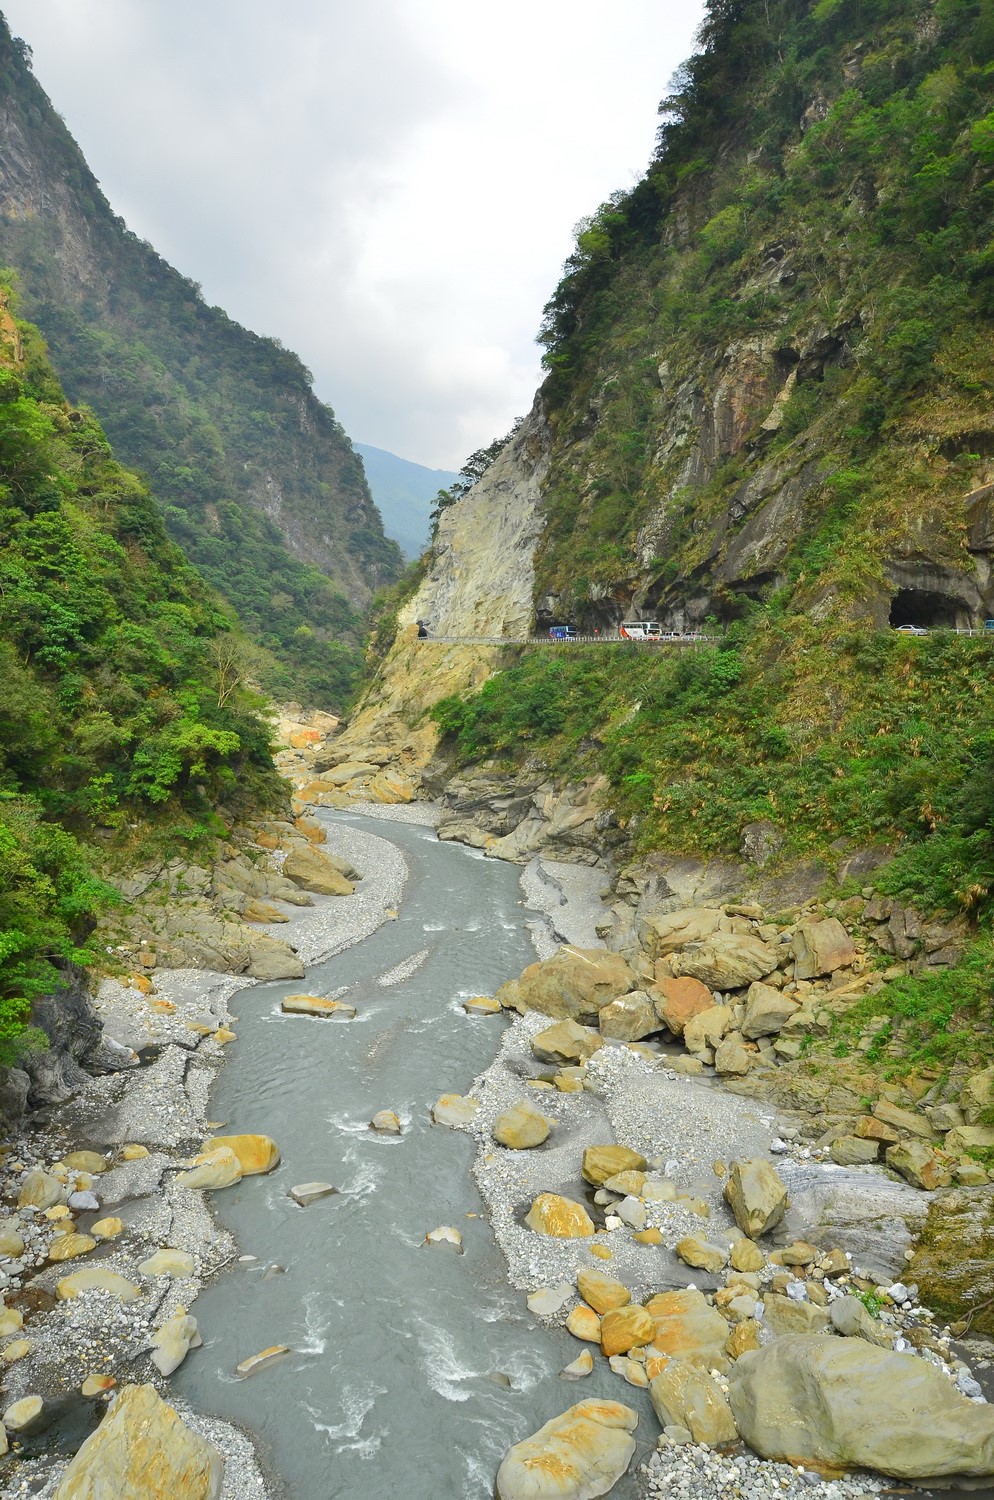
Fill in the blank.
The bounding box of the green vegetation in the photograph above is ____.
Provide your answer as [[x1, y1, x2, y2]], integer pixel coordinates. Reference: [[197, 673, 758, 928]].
[[0, 291, 283, 1064], [431, 623, 994, 910], [0, 22, 402, 708], [529, 0, 994, 619]]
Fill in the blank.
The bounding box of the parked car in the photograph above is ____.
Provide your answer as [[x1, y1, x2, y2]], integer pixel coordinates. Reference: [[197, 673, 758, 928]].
[[549, 625, 578, 641], [895, 624, 928, 635]]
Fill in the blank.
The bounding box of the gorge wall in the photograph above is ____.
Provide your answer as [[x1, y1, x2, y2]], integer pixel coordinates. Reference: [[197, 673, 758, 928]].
[[0, 17, 401, 704]]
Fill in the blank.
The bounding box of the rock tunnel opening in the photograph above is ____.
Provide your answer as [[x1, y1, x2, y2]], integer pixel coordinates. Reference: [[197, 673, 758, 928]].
[[889, 588, 963, 630]]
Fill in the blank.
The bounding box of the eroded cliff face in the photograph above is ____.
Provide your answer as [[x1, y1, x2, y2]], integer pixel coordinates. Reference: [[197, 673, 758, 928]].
[[0, 20, 400, 612], [333, 407, 551, 770], [398, 405, 551, 640]]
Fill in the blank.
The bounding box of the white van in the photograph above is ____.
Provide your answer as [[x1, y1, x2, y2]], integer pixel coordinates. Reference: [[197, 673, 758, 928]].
[[619, 621, 663, 640]]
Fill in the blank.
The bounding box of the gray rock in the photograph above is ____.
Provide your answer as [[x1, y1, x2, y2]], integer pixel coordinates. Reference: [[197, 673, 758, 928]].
[[729, 1334, 994, 1479]]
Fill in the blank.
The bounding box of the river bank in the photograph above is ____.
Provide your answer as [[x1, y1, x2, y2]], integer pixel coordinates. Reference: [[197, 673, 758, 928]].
[[0, 815, 412, 1497], [4, 794, 994, 1498]]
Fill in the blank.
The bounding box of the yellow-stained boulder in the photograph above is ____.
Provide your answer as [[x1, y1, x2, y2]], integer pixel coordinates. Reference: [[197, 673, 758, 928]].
[[139, 1249, 195, 1278], [91, 1217, 124, 1241], [175, 1146, 243, 1192], [64, 1152, 108, 1175], [52, 1382, 222, 1499], [524, 1194, 595, 1238], [493, 1100, 552, 1150], [283, 845, 354, 896], [57, 1269, 140, 1302], [120, 1145, 150, 1162], [281, 994, 357, 1019], [576, 1269, 631, 1315], [566, 1305, 602, 1342], [48, 1233, 97, 1263], [600, 1305, 655, 1357], [495, 1399, 638, 1500], [205, 1134, 280, 1176], [581, 1145, 648, 1187], [18, 1169, 64, 1210]]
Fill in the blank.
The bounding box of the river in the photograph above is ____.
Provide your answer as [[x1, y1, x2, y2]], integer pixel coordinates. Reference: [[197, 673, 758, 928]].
[[172, 809, 655, 1498]]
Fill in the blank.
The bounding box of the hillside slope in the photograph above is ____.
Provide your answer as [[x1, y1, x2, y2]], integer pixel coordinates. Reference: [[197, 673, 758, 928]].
[[0, 284, 284, 1067], [0, 18, 402, 705], [340, 0, 994, 934]]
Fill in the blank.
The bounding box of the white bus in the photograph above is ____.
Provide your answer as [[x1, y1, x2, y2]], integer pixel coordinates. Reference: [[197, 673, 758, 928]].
[[619, 621, 663, 640]]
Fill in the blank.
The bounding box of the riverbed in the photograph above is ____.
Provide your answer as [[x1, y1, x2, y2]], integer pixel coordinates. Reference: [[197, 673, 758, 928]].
[[173, 808, 656, 1498]]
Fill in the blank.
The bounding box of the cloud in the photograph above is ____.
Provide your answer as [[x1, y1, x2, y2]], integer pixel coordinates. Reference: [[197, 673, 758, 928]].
[[2, 0, 703, 466]]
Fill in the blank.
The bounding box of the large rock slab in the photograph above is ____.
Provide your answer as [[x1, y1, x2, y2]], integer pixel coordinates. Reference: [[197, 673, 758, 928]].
[[281, 993, 356, 1019], [683, 1004, 734, 1053], [493, 1101, 552, 1150], [792, 918, 855, 980], [52, 1382, 223, 1498], [525, 1194, 595, 1237], [497, 947, 635, 1023], [723, 1158, 788, 1239], [649, 1361, 738, 1447], [729, 1335, 994, 1479], [282, 845, 355, 896], [532, 1020, 603, 1065], [639, 907, 722, 960], [671, 934, 779, 990], [598, 990, 659, 1042], [495, 1398, 638, 1500], [651, 976, 715, 1036], [886, 1140, 953, 1191], [741, 982, 798, 1039], [645, 1290, 730, 1372]]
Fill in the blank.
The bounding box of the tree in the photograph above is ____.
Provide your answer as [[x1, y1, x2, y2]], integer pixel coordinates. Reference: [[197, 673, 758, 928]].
[[428, 419, 524, 539]]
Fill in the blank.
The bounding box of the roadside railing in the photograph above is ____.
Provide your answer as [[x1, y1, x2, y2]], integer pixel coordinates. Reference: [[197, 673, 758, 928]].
[[418, 634, 720, 646]]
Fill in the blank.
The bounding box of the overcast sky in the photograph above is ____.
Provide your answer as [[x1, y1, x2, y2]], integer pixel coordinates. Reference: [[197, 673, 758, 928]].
[[2, 1, 704, 469]]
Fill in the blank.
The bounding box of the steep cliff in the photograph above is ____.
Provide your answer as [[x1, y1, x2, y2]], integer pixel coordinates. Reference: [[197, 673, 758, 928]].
[[341, 0, 994, 934], [0, 18, 402, 705]]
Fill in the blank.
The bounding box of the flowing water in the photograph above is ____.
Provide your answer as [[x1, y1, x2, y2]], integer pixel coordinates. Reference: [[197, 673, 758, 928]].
[[173, 811, 654, 1498]]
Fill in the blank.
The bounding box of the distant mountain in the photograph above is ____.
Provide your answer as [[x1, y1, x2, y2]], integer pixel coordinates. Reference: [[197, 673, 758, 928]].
[[356, 444, 459, 561], [0, 18, 402, 707]]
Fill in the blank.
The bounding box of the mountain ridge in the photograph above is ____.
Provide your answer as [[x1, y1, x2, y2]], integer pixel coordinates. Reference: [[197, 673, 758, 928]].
[[0, 15, 402, 705]]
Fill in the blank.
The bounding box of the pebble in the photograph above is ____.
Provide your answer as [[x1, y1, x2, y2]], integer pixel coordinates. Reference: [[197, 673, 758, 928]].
[[639, 1443, 884, 1500]]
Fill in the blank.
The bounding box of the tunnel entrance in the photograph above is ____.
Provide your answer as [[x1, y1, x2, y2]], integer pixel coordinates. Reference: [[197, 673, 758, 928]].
[[889, 588, 963, 630]]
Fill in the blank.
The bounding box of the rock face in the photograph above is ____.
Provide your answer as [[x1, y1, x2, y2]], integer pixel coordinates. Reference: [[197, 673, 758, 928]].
[[497, 947, 634, 1023], [493, 1100, 553, 1149], [723, 1159, 788, 1239], [52, 1382, 223, 1499], [495, 1398, 638, 1500], [729, 1335, 994, 1479]]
